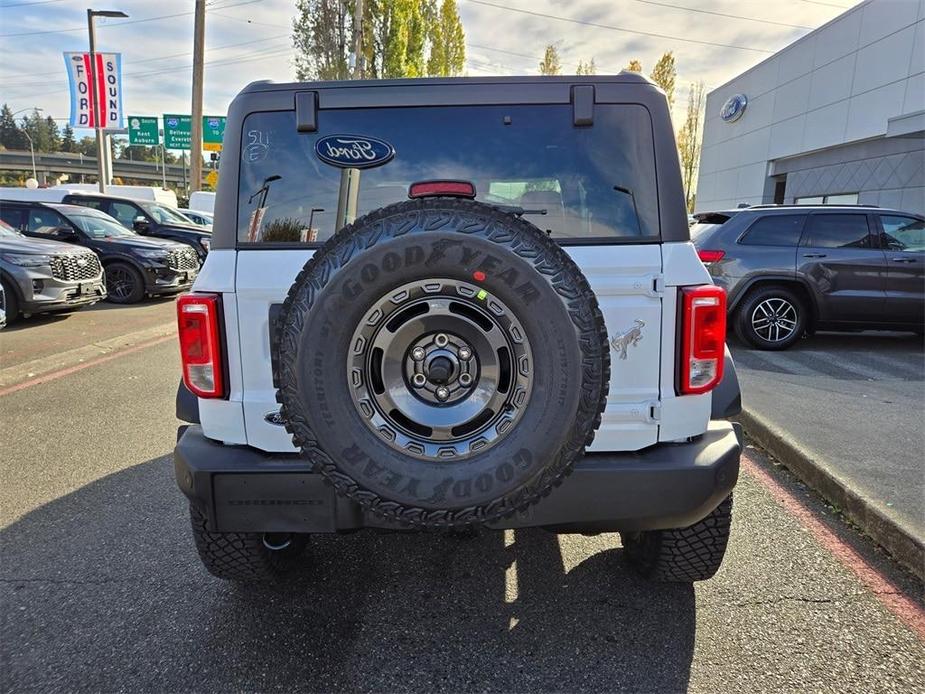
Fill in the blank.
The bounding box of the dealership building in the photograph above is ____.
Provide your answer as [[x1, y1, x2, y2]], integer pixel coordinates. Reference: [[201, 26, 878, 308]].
[[694, 0, 925, 214]]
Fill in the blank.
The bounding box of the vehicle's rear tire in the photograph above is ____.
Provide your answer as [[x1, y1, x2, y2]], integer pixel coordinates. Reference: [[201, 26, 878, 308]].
[[1, 279, 19, 322], [188, 505, 308, 582], [275, 197, 609, 529], [622, 495, 733, 582], [734, 285, 807, 350], [104, 262, 145, 304]]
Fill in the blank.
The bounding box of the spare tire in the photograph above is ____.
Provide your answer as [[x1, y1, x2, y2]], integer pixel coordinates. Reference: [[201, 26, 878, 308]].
[[275, 198, 609, 528]]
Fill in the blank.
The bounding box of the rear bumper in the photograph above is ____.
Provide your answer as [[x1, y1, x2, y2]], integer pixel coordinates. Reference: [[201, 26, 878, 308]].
[[175, 421, 741, 534]]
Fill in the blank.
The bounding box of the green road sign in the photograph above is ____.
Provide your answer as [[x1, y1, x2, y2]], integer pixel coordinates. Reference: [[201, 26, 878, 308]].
[[127, 116, 159, 146], [203, 115, 226, 152], [163, 113, 192, 150]]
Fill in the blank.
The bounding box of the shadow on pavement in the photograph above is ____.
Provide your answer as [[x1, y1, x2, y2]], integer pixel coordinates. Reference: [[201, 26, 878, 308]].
[[1, 456, 696, 693]]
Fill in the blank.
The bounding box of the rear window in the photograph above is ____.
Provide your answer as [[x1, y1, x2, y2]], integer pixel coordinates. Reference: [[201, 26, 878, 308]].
[[739, 214, 806, 246], [237, 104, 659, 245], [801, 214, 872, 249]]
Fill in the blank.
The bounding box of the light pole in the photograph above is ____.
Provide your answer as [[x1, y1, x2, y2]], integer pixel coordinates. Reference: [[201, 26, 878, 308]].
[[87, 9, 128, 194], [308, 207, 324, 241], [12, 107, 43, 183]]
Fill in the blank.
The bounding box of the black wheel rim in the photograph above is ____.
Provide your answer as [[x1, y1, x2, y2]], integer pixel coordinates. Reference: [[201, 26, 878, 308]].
[[105, 267, 134, 300], [348, 278, 533, 461]]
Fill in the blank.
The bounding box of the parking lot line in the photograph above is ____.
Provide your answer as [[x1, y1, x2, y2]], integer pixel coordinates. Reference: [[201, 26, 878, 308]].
[[0, 334, 175, 398], [742, 452, 925, 640]]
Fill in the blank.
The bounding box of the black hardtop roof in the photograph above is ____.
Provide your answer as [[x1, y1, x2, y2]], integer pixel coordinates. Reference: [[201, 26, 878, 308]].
[[239, 72, 656, 95]]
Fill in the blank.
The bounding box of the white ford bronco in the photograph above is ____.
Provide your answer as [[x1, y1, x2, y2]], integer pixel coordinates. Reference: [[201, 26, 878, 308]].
[[173, 74, 743, 583]]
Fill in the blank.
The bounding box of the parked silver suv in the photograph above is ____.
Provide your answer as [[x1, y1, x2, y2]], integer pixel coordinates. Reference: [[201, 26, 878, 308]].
[[0, 219, 106, 322]]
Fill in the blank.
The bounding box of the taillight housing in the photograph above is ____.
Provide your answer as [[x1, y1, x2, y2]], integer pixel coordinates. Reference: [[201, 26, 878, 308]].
[[679, 285, 726, 395], [177, 293, 225, 398], [697, 249, 725, 264]]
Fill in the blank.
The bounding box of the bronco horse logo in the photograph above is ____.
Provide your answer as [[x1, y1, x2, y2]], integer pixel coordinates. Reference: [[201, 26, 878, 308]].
[[610, 319, 645, 360]]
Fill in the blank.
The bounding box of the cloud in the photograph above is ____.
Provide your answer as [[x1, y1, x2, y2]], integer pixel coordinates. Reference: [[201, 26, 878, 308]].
[[0, 0, 855, 136]]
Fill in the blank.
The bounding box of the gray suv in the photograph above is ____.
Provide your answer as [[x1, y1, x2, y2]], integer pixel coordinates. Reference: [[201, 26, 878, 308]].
[[0, 219, 106, 322], [693, 205, 924, 349]]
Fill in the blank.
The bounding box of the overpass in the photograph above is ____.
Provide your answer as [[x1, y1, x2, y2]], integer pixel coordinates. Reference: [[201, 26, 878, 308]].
[[0, 149, 200, 186]]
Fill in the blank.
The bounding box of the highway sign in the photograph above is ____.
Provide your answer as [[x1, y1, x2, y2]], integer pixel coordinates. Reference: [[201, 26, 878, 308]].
[[163, 114, 192, 150], [203, 116, 226, 152], [127, 116, 159, 146]]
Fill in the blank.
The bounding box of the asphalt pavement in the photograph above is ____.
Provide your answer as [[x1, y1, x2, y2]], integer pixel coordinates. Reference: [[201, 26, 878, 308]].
[[1, 318, 924, 693], [731, 332, 925, 549]]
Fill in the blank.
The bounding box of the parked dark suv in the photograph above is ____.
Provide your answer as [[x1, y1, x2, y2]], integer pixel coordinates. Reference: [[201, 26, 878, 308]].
[[0, 201, 199, 304], [693, 205, 925, 349], [61, 193, 211, 261]]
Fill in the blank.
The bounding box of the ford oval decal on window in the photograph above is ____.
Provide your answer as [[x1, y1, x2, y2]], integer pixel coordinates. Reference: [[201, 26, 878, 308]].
[[314, 134, 395, 169]]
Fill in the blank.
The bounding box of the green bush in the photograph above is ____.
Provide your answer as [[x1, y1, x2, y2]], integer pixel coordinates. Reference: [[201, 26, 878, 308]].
[[260, 217, 304, 243]]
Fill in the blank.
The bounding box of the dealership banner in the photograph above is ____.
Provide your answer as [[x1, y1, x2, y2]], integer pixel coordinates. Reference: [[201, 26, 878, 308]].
[[63, 52, 124, 129]]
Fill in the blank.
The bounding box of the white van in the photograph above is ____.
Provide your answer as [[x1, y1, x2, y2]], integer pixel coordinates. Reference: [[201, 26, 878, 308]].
[[187, 191, 215, 214], [0, 187, 68, 203], [53, 184, 178, 208]]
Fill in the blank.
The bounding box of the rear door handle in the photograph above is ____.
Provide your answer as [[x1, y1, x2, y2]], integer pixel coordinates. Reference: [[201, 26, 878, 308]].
[[891, 257, 916, 263], [802, 253, 827, 258]]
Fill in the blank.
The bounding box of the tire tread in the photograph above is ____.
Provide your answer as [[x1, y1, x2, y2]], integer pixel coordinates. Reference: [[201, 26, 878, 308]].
[[273, 198, 610, 529]]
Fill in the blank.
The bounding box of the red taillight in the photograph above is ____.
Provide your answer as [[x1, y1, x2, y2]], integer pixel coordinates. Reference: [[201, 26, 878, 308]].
[[697, 249, 726, 264], [177, 293, 225, 399], [408, 180, 477, 199], [679, 285, 726, 395]]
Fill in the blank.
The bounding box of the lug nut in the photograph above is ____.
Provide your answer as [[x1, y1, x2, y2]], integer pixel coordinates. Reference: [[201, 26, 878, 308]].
[[434, 333, 449, 347], [435, 386, 450, 401], [459, 373, 472, 386], [412, 373, 427, 387], [458, 346, 471, 360], [411, 347, 426, 361]]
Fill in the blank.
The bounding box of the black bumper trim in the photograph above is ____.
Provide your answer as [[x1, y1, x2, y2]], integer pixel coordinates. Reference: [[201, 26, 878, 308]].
[[175, 380, 200, 424], [175, 422, 741, 533]]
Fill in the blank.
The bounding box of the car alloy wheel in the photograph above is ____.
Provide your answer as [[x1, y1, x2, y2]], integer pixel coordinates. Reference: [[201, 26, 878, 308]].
[[750, 297, 798, 343], [106, 266, 136, 301]]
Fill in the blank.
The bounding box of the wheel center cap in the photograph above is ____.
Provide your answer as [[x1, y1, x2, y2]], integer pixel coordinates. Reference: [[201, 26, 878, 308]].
[[427, 356, 454, 384]]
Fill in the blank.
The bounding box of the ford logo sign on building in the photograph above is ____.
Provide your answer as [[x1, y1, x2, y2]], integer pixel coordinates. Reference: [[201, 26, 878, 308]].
[[720, 94, 748, 123], [315, 135, 395, 169]]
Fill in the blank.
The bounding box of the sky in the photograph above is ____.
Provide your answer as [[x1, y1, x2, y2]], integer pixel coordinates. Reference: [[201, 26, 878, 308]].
[[0, 0, 863, 139]]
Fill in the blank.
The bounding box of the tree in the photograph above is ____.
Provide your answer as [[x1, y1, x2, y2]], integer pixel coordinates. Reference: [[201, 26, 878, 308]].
[[292, 0, 464, 80], [650, 51, 676, 109], [292, 0, 351, 81], [576, 58, 596, 75], [0, 104, 25, 150], [61, 124, 77, 153], [20, 110, 58, 153], [677, 81, 705, 212], [378, 0, 427, 78], [426, 0, 465, 77], [44, 116, 61, 152], [75, 136, 98, 158], [538, 44, 561, 76], [625, 59, 642, 72]]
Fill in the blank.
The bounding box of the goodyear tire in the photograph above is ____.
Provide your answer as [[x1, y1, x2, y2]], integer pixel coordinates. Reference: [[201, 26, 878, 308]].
[[275, 198, 609, 529]]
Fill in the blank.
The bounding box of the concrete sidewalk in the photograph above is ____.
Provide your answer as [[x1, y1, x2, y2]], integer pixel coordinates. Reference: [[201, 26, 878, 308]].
[[731, 332, 924, 577]]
